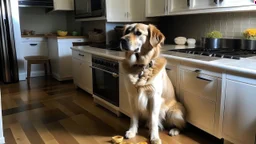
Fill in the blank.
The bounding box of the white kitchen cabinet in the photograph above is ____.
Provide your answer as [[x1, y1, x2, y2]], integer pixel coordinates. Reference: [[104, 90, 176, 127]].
[[191, 0, 218, 9], [21, 37, 48, 80], [72, 50, 93, 94], [119, 62, 132, 117], [53, 0, 74, 10], [48, 38, 87, 81], [106, 0, 147, 22], [219, 0, 254, 8], [222, 75, 256, 144], [179, 66, 222, 137], [146, 0, 167, 17], [170, 0, 189, 12]]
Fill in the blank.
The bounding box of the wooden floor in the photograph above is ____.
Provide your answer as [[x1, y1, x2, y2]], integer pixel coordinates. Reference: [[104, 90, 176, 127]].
[[1, 77, 223, 144]]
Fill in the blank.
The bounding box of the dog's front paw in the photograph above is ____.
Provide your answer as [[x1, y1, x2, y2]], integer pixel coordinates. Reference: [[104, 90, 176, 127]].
[[151, 139, 162, 144], [125, 130, 136, 139], [169, 128, 180, 136]]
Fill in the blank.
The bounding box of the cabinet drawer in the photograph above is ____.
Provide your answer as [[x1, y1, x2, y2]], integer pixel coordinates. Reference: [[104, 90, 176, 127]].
[[72, 50, 91, 63], [183, 91, 216, 133], [57, 38, 86, 43], [180, 68, 218, 102]]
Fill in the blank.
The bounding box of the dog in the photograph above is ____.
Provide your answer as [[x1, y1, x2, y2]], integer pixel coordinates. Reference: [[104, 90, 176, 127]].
[[120, 23, 186, 144]]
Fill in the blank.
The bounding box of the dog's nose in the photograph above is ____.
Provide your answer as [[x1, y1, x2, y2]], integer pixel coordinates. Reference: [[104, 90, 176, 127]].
[[120, 38, 129, 51]]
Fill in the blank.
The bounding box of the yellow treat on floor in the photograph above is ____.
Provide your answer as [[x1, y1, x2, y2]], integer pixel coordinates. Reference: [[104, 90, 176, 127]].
[[137, 142, 148, 144], [112, 135, 124, 143]]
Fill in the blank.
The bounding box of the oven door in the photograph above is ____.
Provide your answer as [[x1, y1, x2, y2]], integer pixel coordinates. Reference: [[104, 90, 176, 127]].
[[74, 0, 104, 19], [91, 66, 119, 107]]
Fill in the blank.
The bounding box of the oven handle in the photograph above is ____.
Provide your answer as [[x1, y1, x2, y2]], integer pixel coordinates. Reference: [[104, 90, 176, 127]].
[[89, 66, 119, 78]]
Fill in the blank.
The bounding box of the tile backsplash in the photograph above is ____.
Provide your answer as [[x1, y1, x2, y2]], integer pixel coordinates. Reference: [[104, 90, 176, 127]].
[[19, 7, 67, 34], [161, 12, 256, 44]]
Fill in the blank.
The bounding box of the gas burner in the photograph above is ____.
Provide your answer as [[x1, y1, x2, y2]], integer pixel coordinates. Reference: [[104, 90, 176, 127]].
[[169, 48, 256, 60]]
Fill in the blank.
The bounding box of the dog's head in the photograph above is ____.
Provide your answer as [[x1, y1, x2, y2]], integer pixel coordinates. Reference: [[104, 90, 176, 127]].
[[120, 23, 165, 53]]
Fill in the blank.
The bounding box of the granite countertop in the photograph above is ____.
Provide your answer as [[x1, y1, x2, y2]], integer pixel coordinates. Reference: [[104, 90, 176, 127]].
[[71, 45, 256, 76], [21, 35, 87, 39]]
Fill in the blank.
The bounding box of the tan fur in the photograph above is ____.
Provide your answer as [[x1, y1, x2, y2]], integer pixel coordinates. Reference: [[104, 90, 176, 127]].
[[122, 23, 186, 142]]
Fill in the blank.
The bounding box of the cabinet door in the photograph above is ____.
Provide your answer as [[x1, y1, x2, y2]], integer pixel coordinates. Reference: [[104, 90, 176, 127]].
[[119, 73, 132, 117], [191, 0, 217, 9], [170, 0, 189, 12], [80, 62, 93, 94], [72, 58, 81, 86], [220, 0, 254, 7], [146, 0, 167, 17], [166, 64, 177, 89], [58, 41, 73, 79], [223, 80, 256, 144], [128, 0, 146, 21], [106, 0, 128, 22], [54, 0, 74, 10]]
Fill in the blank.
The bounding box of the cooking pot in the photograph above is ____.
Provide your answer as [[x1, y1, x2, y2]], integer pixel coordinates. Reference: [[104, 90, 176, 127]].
[[202, 37, 221, 49], [240, 39, 256, 50]]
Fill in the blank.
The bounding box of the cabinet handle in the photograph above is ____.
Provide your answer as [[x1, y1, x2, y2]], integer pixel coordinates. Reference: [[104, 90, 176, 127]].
[[166, 68, 171, 71], [30, 44, 38, 46], [187, 0, 190, 7], [90, 66, 119, 77], [194, 69, 201, 73], [196, 76, 212, 82], [124, 12, 127, 18], [127, 12, 129, 18], [79, 54, 84, 57]]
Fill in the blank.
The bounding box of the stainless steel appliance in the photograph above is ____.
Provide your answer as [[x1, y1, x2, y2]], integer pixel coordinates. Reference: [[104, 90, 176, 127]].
[[0, 0, 19, 83], [74, 0, 105, 19], [18, 0, 53, 8], [169, 48, 256, 60], [91, 56, 119, 107]]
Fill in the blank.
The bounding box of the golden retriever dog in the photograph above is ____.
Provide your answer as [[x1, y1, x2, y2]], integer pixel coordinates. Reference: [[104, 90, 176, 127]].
[[120, 23, 186, 144]]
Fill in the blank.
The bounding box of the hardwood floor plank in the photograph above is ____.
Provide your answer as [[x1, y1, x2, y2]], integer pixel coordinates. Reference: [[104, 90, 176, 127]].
[[4, 128, 17, 144], [57, 98, 85, 115], [60, 118, 99, 144], [32, 121, 57, 143], [41, 108, 68, 124], [20, 122, 45, 144], [2, 102, 44, 116], [43, 100, 75, 117], [46, 122, 79, 144], [10, 123, 31, 144]]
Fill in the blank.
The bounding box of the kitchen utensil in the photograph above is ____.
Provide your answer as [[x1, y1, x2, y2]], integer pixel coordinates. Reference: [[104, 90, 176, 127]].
[[240, 39, 256, 50], [202, 37, 221, 49], [174, 37, 187, 45], [57, 30, 68, 36], [187, 38, 196, 46]]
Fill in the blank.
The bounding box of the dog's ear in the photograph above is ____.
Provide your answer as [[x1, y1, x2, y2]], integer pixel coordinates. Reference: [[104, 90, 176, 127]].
[[148, 24, 165, 47]]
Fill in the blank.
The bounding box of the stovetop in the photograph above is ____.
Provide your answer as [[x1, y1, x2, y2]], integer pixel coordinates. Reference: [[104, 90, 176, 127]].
[[169, 48, 256, 60]]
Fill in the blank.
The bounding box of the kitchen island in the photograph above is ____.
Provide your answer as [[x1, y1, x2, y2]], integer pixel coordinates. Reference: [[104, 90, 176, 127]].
[[71, 45, 256, 144]]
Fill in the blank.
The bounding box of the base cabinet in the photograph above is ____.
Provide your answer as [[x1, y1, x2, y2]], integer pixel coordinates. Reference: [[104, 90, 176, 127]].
[[72, 51, 92, 94], [223, 76, 256, 144], [179, 66, 222, 137]]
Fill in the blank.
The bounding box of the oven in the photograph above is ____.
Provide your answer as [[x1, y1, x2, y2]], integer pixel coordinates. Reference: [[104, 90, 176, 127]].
[[91, 56, 119, 107], [74, 0, 105, 19]]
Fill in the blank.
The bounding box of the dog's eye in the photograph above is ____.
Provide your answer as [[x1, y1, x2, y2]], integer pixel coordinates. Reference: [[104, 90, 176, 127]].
[[135, 31, 142, 36]]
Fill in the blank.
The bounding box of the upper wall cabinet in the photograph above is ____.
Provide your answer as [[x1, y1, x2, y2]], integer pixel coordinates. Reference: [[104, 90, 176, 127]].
[[219, 0, 255, 7], [146, 0, 256, 17], [146, 0, 167, 17], [53, 0, 74, 11], [106, 0, 147, 22]]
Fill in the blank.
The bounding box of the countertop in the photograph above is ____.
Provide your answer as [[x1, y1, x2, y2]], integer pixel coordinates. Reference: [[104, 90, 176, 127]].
[[21, 35, 87, 39], [71, 45, 256, 76]]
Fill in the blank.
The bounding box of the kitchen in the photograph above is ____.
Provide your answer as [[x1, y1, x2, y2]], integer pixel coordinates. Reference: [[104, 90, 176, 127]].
[[0, 0, 255, 144]]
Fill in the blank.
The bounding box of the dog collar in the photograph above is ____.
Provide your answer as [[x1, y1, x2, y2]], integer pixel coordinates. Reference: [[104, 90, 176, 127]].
[[138, 60, 153, 78]]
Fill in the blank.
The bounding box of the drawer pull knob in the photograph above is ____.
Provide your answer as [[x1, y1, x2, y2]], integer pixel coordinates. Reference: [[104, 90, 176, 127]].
[[30, 44, 38, 46], [194, 69, 201, 73], [79, 54, 84, 57], [196, 76, 212, 82]]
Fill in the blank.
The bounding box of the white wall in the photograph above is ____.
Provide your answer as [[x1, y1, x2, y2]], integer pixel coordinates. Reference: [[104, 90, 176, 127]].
[[19, 7, 67, 34]]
